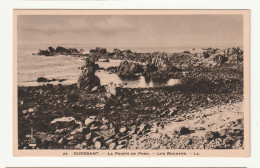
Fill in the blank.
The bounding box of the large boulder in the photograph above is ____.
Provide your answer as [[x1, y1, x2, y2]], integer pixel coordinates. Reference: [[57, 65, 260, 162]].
[[150, 57, 168, 70], [77, 59, 100, 92], [117, 60, 144, 79], [78, 74, 100, 91], [203, 51, 210, 59]]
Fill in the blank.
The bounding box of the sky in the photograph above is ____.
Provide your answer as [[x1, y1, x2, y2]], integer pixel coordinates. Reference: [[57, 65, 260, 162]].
[[18, 15, 243, 48]]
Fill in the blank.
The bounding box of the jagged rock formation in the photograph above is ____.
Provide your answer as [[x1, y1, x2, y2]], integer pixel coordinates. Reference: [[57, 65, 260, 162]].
[[203, 51, 210, 59], [150, 57, 168, 70], [213, 54, 228, 66], [143, 54, 180, 82], [37, 77, 66, 83], [38, 46, 81, 56], [90, 47, 107, 55], [117, 60, 144, 79], [77, 59, 100, 92], [196, 47, 244, 67]]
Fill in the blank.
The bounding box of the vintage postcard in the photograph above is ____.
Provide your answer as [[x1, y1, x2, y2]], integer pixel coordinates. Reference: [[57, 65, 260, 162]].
[[13, 10, 250, 157]]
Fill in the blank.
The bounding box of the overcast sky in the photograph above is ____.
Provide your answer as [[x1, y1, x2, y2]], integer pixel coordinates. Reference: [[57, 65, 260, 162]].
[[18, 15, 243, 48]]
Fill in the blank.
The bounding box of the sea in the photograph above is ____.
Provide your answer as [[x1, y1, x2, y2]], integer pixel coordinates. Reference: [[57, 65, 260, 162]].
[[17, 43, 236, 87]]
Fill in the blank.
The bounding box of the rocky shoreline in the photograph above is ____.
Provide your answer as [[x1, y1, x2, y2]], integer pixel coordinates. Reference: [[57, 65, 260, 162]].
[[18, 47, 244, 150]]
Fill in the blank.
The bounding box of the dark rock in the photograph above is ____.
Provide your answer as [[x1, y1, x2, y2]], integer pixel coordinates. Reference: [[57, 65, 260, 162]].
[[184, 139, 192, 146], [37, 77, 66, 83], [203, 51, 210, 59], [77, 59, 101, 92], [90, 47, 107, 55], [150, 56, 168, 70], [67, 94, 79, 103], [37, 77, 48, 82], [117, 60, 144, 79], [38, 46, 80, 56], [219, 129, 230, 138], [214, 54, 228, 66], [205, 131, 219, 141], [179, 126, 190, 135]]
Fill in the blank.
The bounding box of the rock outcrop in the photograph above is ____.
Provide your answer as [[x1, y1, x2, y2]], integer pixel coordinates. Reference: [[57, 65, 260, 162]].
[[38, 46, 81, 56], [150, 57, 168, 70], [90, 47, 107, 55], [117, 60, 144, 79], [213, 54, 228, 66], [77, 59, 101, 92]]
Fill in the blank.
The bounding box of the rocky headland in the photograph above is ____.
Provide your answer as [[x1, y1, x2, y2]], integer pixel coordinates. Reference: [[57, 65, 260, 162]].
[[18, 46, 244, 150]]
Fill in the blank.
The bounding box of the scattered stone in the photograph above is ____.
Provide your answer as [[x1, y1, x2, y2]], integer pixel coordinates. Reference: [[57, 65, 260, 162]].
[[168, 107, 177, 116], [28, 108, 36, 113], [85, 116, 96, 126], [70, 127, 84, 135], [37, 77, 48, 82], [150, 126, 158, 133], [67, 136, 74, 141], [178, 127, 190, 135], [82, 142, 87, 146], [184, 139, 192, 146], [234, 139, 243, 148], [99, 128, 116, 140], [96, 103, 105, 108], [219, 129, 229, 138], [109, 142, 116, 149], [150, 133, 161, 139], [195, 127, 206, 131], [85, 133, 92, 140], [100, 125, 109, 130], [119, 126, 127, 133], [116, 144, 125, 150], [94, 141, 101, 149], [58, 138, 63, 144], [89, 125, 99, 131], [22, 110, 28, 114], [139, 123, 148, 132], [91, 86, 99, 92], [205, 131, 219, 141], [50, 117, 75, 124], [128, 126, 137, 135], [74, 144, 83, 149], [35, 132, 55, 142], [102, 117, 109, 124]]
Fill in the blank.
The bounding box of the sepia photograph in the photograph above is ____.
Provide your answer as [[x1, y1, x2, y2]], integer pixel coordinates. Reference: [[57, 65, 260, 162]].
[[13, 10, 250, 157]]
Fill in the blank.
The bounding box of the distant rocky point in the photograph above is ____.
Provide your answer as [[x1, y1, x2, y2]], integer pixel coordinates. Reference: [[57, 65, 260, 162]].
[[37, 46, 84, 56], [37, 77, 67, 83]]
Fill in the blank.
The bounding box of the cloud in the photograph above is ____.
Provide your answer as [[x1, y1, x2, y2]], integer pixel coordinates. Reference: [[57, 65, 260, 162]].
[[17, 15, 243, 48], [18, 15, 138, 37]]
